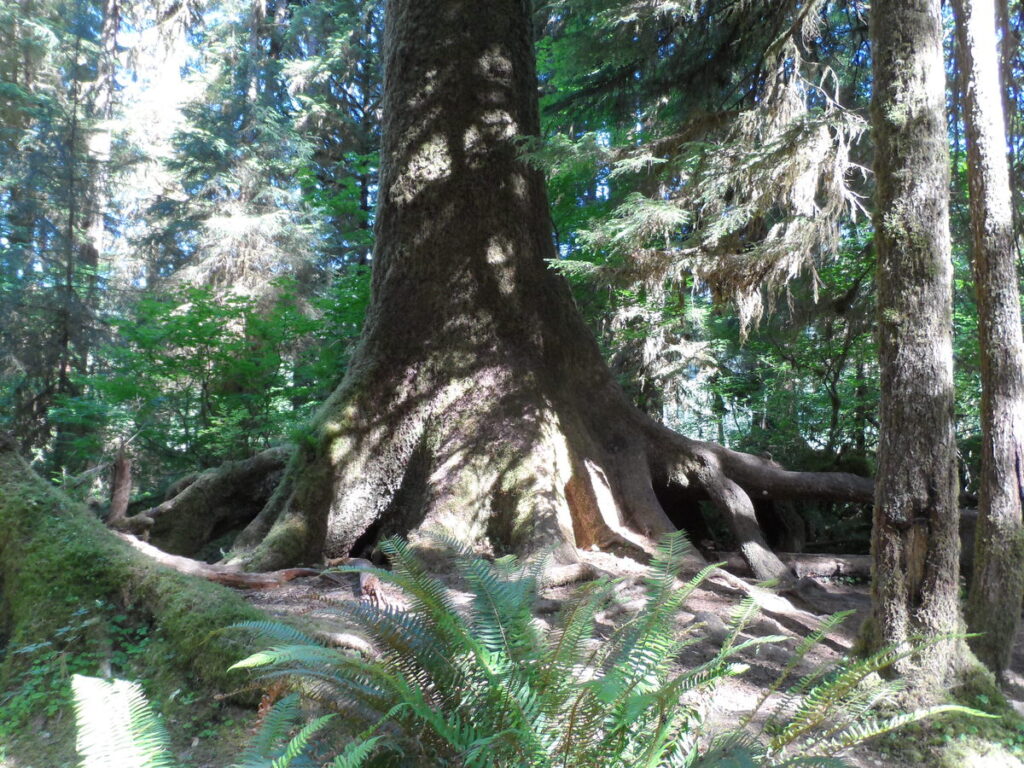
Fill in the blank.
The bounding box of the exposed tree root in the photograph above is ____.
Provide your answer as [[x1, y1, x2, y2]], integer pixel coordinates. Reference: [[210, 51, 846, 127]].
[[715, 551, 872, 579], [106, 447, 133, 525], [127, 446, 290, 557], [640, 422, 873, 582], [115, 532, 321, 589], [225, 366, 873, 584]]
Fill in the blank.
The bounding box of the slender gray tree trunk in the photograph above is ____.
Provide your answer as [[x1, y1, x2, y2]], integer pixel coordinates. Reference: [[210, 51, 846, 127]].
[[865, 0, 972, 689], [954, 0, 1024, 678]]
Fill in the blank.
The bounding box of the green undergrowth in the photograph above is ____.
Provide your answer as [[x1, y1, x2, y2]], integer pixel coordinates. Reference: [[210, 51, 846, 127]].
[[228, 534, 983, 767], [869, 667, 1024, 767], [0, 442, 265, 765]]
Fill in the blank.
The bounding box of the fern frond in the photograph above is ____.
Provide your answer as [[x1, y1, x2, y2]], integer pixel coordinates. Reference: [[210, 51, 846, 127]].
[[233, 693, 304, 767], [539, 578, 615, 699], [231, 644, 343, 671], [225, 534, 975, 768], [226, 621, 318, 648], [327, 736, 383, 768], [768, 642, 918, 748], [770, 757, 847, 767], [378, 537, 460, 619], [459, 555, 544, 666], [270, 713, 333, 768], [806, 704, 992, 757], [741, 611, 853, 730], [644, 530, 692, 597], [71, 674, 175, 768]]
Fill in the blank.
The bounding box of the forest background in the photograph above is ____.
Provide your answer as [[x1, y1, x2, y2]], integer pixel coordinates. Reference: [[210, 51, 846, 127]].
[[3, 0, 1024, 764], [3, 0, 1016, 563], [1, 0, 946, 558]]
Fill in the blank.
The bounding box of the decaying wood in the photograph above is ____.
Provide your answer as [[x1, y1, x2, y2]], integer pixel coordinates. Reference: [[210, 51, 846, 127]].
[[105, 448, 155, 537], [715, 551, 871, 579], [0, 434, 268, 705], [115, 532, 319, 589]]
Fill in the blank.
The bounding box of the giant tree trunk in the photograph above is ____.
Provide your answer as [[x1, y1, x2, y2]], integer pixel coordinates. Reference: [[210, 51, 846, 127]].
[[229, 0, 873, 581], [954, 0, 1024, 678], [865, 0, 972, 689]]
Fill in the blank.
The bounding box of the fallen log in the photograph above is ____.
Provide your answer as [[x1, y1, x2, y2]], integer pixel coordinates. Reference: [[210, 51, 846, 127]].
[[715, 551, 872, 579], [116, 532, 321, 589], [0, 432, 267, 715]]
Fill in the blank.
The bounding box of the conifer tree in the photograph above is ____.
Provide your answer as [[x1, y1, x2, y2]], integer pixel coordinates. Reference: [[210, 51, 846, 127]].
[[954, 0, 1024, 678], [866, 0, 972, 689], [0, 0, 125, 469], [230, 0, 872, 580]]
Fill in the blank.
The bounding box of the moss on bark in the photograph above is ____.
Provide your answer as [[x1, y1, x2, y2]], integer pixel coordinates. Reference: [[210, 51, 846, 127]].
[[0, 435, 263, 759]]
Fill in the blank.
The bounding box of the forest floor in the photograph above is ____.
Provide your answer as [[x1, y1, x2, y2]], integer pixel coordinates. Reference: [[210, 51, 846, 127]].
[[6, 546, 1024, 768], [238, 548, 1024, 768]]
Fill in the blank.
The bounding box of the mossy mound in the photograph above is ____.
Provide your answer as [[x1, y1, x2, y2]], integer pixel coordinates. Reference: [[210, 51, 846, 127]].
[[0, 436, 265, 764]]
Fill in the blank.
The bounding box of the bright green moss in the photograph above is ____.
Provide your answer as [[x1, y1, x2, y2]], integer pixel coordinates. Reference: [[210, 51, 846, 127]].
[[0, 444, 264, 763]]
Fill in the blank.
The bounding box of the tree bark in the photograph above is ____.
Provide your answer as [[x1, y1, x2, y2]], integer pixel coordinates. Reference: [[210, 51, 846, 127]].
[[228, 0, 873, 583], [865, 0, 973, 690], [953, 0, 1024, 678], [106, 446, 132, 525], [139, 445, 289, 557]]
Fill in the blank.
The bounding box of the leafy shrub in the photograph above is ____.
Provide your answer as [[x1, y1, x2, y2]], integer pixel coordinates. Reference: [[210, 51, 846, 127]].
[[46, 270, 370, 485]]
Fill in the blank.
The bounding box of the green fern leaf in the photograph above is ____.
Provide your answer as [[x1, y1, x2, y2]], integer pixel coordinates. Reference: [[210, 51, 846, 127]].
[[71, 674, 175, 768]]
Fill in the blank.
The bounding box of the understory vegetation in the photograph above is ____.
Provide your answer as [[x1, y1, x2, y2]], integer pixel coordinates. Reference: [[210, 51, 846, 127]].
[[72, 534, 980, 768]]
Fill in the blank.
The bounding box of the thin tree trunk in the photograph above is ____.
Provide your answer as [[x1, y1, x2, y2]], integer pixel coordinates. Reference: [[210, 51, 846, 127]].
[[865, 0, 972, 689], [995, 0, 1020, 237], [953, 0, 1024, 678], [107, 446, 132, 525]]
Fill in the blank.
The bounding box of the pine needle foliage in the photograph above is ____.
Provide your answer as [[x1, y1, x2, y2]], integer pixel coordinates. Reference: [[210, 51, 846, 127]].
[[230, 532, 982, 768], [536, 0, 871, 336]]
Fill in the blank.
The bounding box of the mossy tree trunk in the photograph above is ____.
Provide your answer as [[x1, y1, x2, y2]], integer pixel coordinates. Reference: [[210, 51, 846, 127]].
[[229, 0, 873, 581], [865, 0, 974, 689], [953, 0, 1024, 678], [0, 434, 262, 712], [135, 445, 290, 557]]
